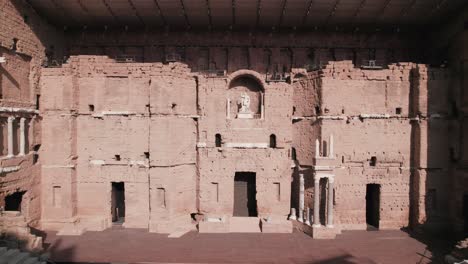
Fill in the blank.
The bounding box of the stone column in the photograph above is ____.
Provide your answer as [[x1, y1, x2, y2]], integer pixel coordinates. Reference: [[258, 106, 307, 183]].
[[304, 207, 310, 225], [260, 93, 265, 119], [226, 98, 231, 119], [298, 173, 304, 222], [326, 177, 334, 228], [313, 175, 321, 227], [315, 139, 320, 158], [329, 134, 334, 158], [19, 118, 26, 156], [289, 208, 296, 220], [7, 117, 14, 157]]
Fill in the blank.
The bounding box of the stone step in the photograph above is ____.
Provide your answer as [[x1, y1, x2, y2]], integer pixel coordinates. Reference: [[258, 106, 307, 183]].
[[0, 249, 20, 264], [8, 252, 29, 264], [21, 258, 39, 264], [229, 217, 261, 233]]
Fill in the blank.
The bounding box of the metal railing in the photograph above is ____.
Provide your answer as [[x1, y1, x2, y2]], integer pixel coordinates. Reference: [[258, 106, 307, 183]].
[[203, 69, 227, 78], [165, 53, 182, 62], [360, 60, 384, 69], [266, 72, 290, 82]]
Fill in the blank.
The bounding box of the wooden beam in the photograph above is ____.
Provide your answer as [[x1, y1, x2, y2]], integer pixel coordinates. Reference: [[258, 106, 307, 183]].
[[152, 0, 167, 27], [277, 0, 287, 28], [302, 0, 314, 27], [127, 0, 146, 26], [180, 0, 191, 29]]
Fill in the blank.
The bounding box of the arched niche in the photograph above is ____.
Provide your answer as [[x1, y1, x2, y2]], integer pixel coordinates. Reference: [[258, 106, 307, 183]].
[[227, 71, 265, 119]]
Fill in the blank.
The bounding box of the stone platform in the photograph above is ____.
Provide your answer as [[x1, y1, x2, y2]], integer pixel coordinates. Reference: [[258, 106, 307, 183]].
[[198, 216, 292, 233]]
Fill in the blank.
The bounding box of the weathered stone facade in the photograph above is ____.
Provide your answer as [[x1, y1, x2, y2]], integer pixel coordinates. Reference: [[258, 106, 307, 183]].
[[0, 0, 467, 242]]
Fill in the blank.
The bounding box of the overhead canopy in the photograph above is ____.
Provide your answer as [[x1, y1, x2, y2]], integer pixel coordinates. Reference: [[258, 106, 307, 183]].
[[27, 0, 466, 30]]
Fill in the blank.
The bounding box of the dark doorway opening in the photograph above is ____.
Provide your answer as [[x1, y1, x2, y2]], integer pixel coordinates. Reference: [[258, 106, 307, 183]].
[[463, 194, 468, 236], [111, 182, 125, 224], [5, 191, 26, 211], [366, 184, 380, 229], [233, 172, 257, 217]]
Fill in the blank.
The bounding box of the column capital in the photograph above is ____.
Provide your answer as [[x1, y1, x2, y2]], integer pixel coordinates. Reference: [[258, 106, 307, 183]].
[[328, 176, 335, 184], [7, 116, 15, 122]]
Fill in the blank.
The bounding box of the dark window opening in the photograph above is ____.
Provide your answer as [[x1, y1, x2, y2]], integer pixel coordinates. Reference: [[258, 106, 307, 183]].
[[111, 182, 125, 223], [366, 184, 380, 229], [342, 156, 345, 163], [36, 95, 40, 110], [315, 106, 321, 115], [322, 141, 328, 157], [451, 101, 459, 117], [342, 108, 345, 114], [269, 134, 277, 148], [370, 156, 377, 166], [5, 191, 26, 211], [33, 153, 39, 164], [144, 152, 150, 159], [33, 144, 41, 152], [171, 103, 177, 109], [88, 105, 95, 112], [450, 148, 457, 162], [215, 134, 222, 147], [12, 38, 18, 51], [292, 106, 296, 115], [115, 155, 121, 161], [291, 147, 297, 160], [396, 107, 402, 115]]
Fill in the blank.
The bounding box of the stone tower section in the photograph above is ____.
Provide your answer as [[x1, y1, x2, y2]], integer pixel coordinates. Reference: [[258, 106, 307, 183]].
[[40, 57, 197, 234]]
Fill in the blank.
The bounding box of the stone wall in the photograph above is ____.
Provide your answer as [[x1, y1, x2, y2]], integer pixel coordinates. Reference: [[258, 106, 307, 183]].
[[0, 0, 63, 231], [290, 61, 451, 230]]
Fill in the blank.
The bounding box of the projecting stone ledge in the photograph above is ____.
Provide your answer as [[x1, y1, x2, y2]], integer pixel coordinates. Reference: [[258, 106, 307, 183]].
[[292, 220, 341, 239], [223, 143, 269, 149]]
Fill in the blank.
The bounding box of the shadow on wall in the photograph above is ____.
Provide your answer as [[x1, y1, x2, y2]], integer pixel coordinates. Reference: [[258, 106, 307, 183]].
[[404, 63, 460, 262]]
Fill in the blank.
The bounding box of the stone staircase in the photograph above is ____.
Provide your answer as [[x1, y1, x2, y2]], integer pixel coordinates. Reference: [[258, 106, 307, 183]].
[[0, 247, 47, 264]]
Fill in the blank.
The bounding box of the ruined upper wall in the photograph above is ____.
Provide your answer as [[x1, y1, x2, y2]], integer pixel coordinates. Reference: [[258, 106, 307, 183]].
[[0, 0, 64, 106]]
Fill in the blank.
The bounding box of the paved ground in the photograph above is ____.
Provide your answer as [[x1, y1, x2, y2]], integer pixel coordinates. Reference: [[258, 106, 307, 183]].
[[43, 228, 439, 264]]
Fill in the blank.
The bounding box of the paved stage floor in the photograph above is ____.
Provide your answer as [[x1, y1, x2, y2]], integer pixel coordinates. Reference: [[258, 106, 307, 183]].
[[43, 228, 439, 264]]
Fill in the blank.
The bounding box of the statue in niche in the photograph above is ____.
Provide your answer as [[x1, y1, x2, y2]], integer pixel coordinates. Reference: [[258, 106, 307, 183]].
[[237, 92, 253, 119]]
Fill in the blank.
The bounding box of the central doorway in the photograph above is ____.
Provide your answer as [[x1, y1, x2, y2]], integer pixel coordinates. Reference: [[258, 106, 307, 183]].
[[233, 172, 257, 217], [366, 184, 380, 229], [111, 182, 125, 224]]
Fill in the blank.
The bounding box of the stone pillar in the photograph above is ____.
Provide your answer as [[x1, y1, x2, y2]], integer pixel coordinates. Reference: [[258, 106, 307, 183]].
[[7, 117, 14, 157], [329, 134, 334, 158], [289, 208, 296, 220], [19, 118, 26, 156], [227, 98, 231, 119], [304, 207, 310, 225], [298, 173, 304, 222], [326, 177, 334, 228], [260, 93, 265, 120], [313, 175, 321, 227], [315, 139, 320, 158]]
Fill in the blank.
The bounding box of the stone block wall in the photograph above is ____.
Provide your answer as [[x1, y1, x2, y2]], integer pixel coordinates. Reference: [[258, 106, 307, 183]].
[[291, 61, 451, 231], [0, 0, 64, 234], [40, 57, 197, 232]]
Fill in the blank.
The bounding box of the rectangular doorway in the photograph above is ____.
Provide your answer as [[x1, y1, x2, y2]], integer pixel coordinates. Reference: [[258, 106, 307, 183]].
[[111, 182, 125, 224], [233, 172, 257, 217], [366, 184, 380, 229]]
